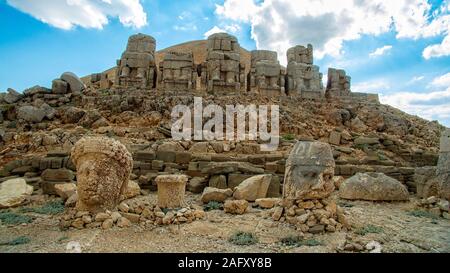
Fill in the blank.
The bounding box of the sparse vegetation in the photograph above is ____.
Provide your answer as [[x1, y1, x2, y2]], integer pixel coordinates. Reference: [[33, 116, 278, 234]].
[[0, 211, 33, 225], [355, 224, 383, 236], [57, 236, 69, 243], [229, 231, 258, 246], [0, 236, 31, 246], [408, 210, 439, 220], [20, 200, 65, 215], [282, 134, 296, 141], [280, 236, 322, 247], [204, 201, 222, 211]]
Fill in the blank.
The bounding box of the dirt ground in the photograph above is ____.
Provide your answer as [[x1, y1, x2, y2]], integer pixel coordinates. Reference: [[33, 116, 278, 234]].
[[0, 192, 449, 253]]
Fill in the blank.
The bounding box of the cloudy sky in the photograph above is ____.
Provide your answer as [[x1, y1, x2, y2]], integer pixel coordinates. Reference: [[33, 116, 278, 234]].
[[0, 0, 449, 126]]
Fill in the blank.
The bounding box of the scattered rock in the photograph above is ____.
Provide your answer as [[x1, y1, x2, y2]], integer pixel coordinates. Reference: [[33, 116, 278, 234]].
[[224, 200, 248, 215], [233, 174, 271, 201], [201, 187, 233, 203], [255, 198, 280, 209], [339, 172, 409, 201], [0, 178, 33, 208], [54, 183, 77, 200], [61, 72, 85, 92]]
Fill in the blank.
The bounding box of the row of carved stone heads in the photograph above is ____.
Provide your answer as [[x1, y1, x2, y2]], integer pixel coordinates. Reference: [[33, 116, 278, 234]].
[[113, 32, 351, 98]]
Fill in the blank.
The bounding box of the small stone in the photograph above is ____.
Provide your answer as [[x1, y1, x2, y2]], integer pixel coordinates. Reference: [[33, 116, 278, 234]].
[[255, 198, 280, 209], [155, 211, 165, 218], [437, 200, 449, 212], [102, 219, 114, 229], [81, 215, 92, 224], [118, 202, 129, 213], [426, 196, 438, 204], [309, 225, 325, 234], [122, 212, 140, 223], [193, 209, 206, 219], [429, 207, 442, 217], [223, 200, 248, 215], [95, 212, 110, 222], [111, 212, 121, 223], [272, 207, 283, 221], [71, 218, 84, 229], [75, 211, 90, 218], [117, 217, 131, 228]]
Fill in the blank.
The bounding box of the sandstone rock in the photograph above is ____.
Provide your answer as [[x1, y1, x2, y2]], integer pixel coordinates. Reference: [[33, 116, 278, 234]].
[[272, 207, 284, 221], [102, 218, 114, 229], [95, 212, 110, 222], [61, 72, 85, 92], [118, 202, 129, 213], [187, 177, 207, 193], [354, 137, 379, 145], [111, 212, 121, 223], [71, 218, 84, 229], [201, 187, 233, 203], [0, 178, 33, 208], [17, 105, 46, 123], [52, 79, 68, 94], [23, 85, 50, 96], [72, 137, 133, 213], [41, 168, 74, 182], [120, 180, 140, 201], [117, 217, 131, 228], [224, 200, 248, 215], [283, 141, 335, 200], [233, 174, 271, 201], [255, 198, 281, 209], [209, 175, 227, 189], [62, 107, 86, 124], [122, 212, 140, 223], [339, 172, 409, 201], [4, 88, 22, 104], [54, 183, 77, 200], [65, 193, 78, 207]]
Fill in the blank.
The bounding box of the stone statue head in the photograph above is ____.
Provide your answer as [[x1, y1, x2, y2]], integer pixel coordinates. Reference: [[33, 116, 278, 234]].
[[71, 137, 133, 213]]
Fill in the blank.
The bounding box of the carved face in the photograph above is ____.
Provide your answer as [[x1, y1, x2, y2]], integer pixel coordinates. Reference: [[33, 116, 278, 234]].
[[283, 164, 334, 200], [76, 154, 127, 212]]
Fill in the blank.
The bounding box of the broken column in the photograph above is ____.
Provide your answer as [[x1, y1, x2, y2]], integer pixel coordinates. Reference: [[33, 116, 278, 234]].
[[438, 129, 450, 201], [283, 141, 335, 200], [202, 33, 245, 94], [325, 68, 351, 97], [248, 50, 285, 96], [156, 174, 188, 208], [286, 44, 323, 98], [115, 33, 157, 89], [158, 51, 196, 91], [71, 137, 133, 213]]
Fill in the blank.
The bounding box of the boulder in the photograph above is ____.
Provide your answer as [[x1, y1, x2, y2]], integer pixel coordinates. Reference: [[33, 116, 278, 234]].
[[52, 79, 68, 94], [4, 88, 22, 104], [54, 183, 77, 200], [209, 175, 227, 189], [17, 105, 46, 123], [255, 198, 281, 209], [23, 85, 51, 96], [233, 174, 271, 201], [62, 106, 86, 124], [61, 72, 85, 92], [120, 180, 141, 201], [0, 178, 33, 208], [339, 172, 409, 201], [201, 187, 233, 203], [224, 200, 248, 215], [187, 177, 207, 193], [283, 141, 335, 200], [41, 169, 74, 182]]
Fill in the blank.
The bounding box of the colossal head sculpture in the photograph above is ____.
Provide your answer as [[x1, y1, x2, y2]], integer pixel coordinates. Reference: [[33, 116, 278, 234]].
[[159, 51, 196, 91], [71, 137, 133, 213], [283, 141, 335, 200], [116, 33, 157, 89], [326, 68, 351, 97], [203, 33, 245, 94], [286, 44, 323, 97], [248, 50, 285, 96]]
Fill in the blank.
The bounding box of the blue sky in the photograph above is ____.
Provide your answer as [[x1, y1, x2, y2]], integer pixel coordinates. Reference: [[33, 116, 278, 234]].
[[0, 0, 449, 127]]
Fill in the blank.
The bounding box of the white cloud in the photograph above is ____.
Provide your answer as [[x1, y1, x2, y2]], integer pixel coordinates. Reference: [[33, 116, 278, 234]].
[[369, 45, 392, 57], [6, 0, 147, 30], [174, 23, 198, 32], [431, 72, 450, 87], [423, 35, 450, 59], [352, 80, 391, 93], [215, 0, 450, 65], [380, 72, 450, 122], [204, 26, 227, 38], [407, 75, 425, 85]]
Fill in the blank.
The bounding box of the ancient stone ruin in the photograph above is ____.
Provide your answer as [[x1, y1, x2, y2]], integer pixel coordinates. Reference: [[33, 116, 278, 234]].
[[115, 33, 157, 89], [248, 50, 286, 96], [158, 52, 196, 91], [155, 174, 188, 208], [326, 68, 351, 98], [437, 129, 450, 200], [202, 33, 245, 94], [71, 137, 133, 213], [286, 45, 323, 98]]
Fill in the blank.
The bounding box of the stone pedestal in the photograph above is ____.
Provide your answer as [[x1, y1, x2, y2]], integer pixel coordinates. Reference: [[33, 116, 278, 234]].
[[156, 175, 188, 208]]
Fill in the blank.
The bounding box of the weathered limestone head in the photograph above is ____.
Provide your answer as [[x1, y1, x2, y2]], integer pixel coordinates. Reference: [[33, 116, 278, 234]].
[[287, 44, 313, 65], [71, 137, 133, 213], [283, 141, 335, 200], [207, 33, 239, 53], [125, 33, 156, 54], [251, 50, 278, 66]]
